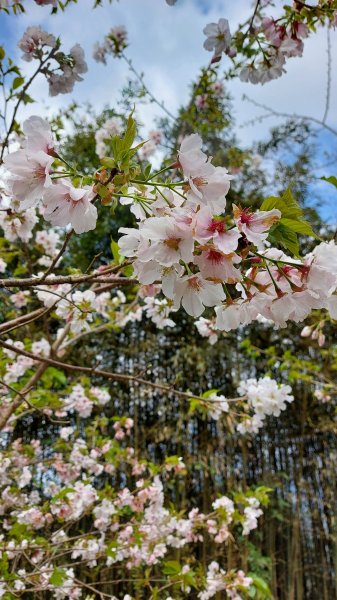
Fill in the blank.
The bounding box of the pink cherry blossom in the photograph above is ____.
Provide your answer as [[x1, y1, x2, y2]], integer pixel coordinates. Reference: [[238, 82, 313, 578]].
[[194, 249, 241, 283], [42, 181, 97, 233], [4, 150, 53, 208], [195, 207, 241, 252], [173, 274, 225, 317], [233, 204, 281, 246]]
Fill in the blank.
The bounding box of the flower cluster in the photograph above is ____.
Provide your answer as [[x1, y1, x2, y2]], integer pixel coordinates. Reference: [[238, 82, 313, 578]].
[[199, 561, 252, 600], [239, 17, 308, 85], [301, 321, 326, 347], [237, 376, 294, 434], [203, 18, 235, 61], [195, 80, 225, 112], [3, 116, 97, 234], [117, 132, 337, 330], [0, 417, 264, 598], [0, 201, 38, 242], [203, 5, 337, 85], [195, 317, 219, 344], [2, 337, 50, 384], [93, 25, 128, 63], [18, 27, 87, 96], [138, 129, 162, 161]]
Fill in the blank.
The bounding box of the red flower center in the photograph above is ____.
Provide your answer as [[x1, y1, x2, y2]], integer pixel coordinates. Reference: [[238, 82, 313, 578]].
[[207, 249, 223, 264], [208, 219, 226, 234], [239, 209, 253, 225]]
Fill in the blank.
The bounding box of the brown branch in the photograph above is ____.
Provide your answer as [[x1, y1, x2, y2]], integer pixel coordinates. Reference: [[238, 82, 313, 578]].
[[0, 338, 242, 410], [0, 274, 136, 289], [0, 362, 47, 429], [0, 379, 69, 425], [0, 326, 71, 429], [0, 307, 46, 334], [40, 230, 74, 280]]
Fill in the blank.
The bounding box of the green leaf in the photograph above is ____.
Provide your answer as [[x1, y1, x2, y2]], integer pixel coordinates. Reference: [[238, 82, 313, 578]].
[[22, 93, 34, 104], [321, 175, 337, 189], [162, 560, 181, 576], [262, 189, 302, 220], [52, 487, 75, 502], [249, 574, 272, 598], [101, 157, 115, 169], [41, 367, 67, 387], [122, 264, 134, 277], [279, 218, 319, 238], [110, 239, 122, 264], [260, 196, 282, 212], [12, 76, 24, 90], [270, 223, 299, 257], [143, 163, 152, 180], [280, 187, 303, 219], [264, 187, 317, 252], [49, 567, 67, 586], [202, 389, 219, 398], [0, 47, 5, 61], [122, 112, 137, 153]]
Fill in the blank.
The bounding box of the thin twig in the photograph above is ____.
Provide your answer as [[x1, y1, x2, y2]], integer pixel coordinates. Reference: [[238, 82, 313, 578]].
[[0, 338, 243, 408], [242, 94, 337, 138], [322, 26, 331, 125], [121, 53, 176, 121]]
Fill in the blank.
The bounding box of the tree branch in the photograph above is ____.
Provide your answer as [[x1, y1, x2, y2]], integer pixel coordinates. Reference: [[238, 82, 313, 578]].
[[0, 338, 242, 420]]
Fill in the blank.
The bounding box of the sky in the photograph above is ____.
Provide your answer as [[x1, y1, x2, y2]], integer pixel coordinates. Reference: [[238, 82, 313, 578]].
[[0, 0, 337, 218]]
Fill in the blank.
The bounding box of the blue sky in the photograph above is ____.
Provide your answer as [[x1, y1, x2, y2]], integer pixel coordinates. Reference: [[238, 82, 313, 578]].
[[1, 0, 337, 220]]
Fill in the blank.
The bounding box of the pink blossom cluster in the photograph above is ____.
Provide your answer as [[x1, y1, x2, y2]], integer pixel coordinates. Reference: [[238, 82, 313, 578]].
[[0, 200, 38, 242], [18, 27, 87, 96], [203, 9, 337, 85], [301, 321, 326, 347], [34, 280, 126, 335], [0, 423, 262, 598], [195, 316, 219, 344], [239, 17, 309, 84], [117, 133, 337, 329], [195, 81, 225, 112], [138, 130, 163, 161], [93, 26, 128, 63], [118, 290, 177, 329], [4, 116, 97, 234], [1, 337, 50, 384], [199, 561, 252, 600]]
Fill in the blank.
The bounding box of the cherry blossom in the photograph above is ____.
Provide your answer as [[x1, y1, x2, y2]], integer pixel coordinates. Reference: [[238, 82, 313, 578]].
[[195, 317, 219, 345], [173, 274, 225, 317], [233, 204, 281, 246], [0, 202, 38, 242], [179, 134, 231, 213], [42, 181, 97, 233], [203, 18, 232, 58], [4, 150, 53, 208], [195, 207, 241, 253], [0, 257, 6, 272], [18, 26, 56, 61]]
